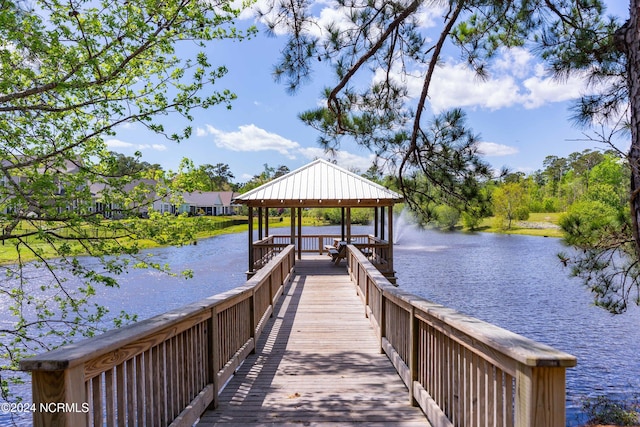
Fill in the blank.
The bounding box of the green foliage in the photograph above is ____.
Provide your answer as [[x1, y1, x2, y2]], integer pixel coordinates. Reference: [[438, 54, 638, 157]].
[[266, 0, 639, 316], [581, 395, 640, 426], [492, 182, 529, 230], [0, 0, 253, 403], [559, 200, 619, 247], [461, 210, 483, 231], [239, 163, 291, 193], [312, 208, 372, 225], [434, 205, 460, 230]]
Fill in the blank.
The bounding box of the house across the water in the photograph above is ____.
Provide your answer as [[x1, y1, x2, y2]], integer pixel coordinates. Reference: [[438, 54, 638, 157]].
[[155, 191, 241, 216]]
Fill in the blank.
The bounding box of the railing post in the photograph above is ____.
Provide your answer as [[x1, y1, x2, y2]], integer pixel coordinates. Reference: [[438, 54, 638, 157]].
[[31, 364, 87, 427], [269, 273, 274, 317], [515, 364, 567, 427], [209, 306, 220, 409], [250, 289, 257, 353], [409, 306, 418, 406], [379, 289, 386, 354]]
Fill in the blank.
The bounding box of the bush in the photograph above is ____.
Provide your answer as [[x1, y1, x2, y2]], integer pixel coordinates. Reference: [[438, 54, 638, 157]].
[[514, 206, 530, 221], [461, 211, 482, 230], [559, 200, 619, 247], [316, 208, 372, 225], [434, 205, 460, 230], [582, 395, 639, 426]]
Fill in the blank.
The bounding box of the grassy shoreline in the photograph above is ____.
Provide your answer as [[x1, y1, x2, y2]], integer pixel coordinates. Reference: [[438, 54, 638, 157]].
[[0, 216, 326, 264], [472, 212, 564, 238], [1, 212, 564, 264]]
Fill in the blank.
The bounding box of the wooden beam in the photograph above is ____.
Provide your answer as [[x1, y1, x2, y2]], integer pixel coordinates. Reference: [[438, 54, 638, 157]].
[[374, 207, 379, 239], [264, 207, 269, 237], [380, 208, 385, 241], [31, 365, 87, 427], [290, 208, 295, 245], [297, 208, 302, 260], [388, 205, 393, 273], [248, 206, 254, 273]]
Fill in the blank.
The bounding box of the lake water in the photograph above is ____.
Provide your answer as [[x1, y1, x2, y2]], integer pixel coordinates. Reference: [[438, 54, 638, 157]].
[[2, 224, 639, 426], [390, 224, 640, 426]]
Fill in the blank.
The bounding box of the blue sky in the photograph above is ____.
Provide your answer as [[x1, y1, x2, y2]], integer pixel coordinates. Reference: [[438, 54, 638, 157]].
[[107, 1, 630, 183]]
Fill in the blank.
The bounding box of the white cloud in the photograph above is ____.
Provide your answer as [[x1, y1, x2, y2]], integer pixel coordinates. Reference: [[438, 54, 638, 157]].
[[204, 124, 301, 159], [521, 65, 586, 108], [200, 123, 376, 172], [493, 47, 534, 79], [195, 127, 207, 137], [105, 139, 167, 152], [477, 142, 518, 157], [383, 47, 592, 114], [427, 62, 522, 112], [105, 139, 134, 149]]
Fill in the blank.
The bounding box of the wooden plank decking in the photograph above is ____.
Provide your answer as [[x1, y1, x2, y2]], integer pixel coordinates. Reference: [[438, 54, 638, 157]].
[[197, 256, 429, 426]]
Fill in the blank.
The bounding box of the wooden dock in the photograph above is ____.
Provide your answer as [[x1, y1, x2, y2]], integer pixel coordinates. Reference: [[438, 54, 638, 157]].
[[20, 244, 576, 427], [197, 256, 429, 426]]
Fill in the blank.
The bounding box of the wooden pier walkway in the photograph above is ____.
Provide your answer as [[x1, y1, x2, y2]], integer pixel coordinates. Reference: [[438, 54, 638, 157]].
[[197, 256, 429, 426], [20, 244, 576, 427]]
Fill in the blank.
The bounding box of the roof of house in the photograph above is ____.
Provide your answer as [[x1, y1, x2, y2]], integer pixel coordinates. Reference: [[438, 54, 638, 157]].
[[182, 191, 240, 207], [234, 159, 402, 207]]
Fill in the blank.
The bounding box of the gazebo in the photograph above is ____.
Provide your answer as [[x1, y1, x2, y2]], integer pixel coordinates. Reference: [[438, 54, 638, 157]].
[[233, 159, 403, 278]]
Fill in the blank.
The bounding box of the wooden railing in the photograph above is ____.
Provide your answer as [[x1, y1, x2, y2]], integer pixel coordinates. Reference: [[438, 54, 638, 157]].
[[19, 246, 296, 427], [346, 245, 577, 427], [252, 235, 289, 269], [253, 233, 391, 273]]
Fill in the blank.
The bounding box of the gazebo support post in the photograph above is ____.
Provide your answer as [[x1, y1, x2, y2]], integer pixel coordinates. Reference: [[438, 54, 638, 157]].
[[248, 206, 254, 275], [290, 207, 295, 245], [380, 207, 385, 241], [346, 208, 352, 242], [388, 205, 394, 274], [341, 207, 345, 241], [374, 207, 379, 239], [264, 207, 269, 237], [258, 207, 263, 240], [297, 207, 302, 260]]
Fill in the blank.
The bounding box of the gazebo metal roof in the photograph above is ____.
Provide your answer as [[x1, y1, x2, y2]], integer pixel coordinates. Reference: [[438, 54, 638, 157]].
[[233, 159, 402, 207]]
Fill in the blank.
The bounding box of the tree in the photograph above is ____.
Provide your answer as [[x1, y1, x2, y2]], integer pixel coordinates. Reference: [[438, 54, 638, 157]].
[[240, 163, 290, 192], [107, 152, 162, 177], [265, 0, 640, 311], [492, 182, 529, 230], [542, 156, 569, 197], [558, 154, 636, 313], [173, 158, 212, 192], [0, 0, 252, 404], [201, 163, 235, 191]]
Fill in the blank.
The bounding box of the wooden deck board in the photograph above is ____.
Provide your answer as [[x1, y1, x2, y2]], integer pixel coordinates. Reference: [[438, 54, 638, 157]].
[[197, 256, 429, 426]]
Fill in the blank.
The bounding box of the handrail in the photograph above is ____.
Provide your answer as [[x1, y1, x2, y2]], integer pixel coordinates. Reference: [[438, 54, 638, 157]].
[[253, 234, 392, 274], [346, 244, 576, 427], [19, 246, 296, 427]]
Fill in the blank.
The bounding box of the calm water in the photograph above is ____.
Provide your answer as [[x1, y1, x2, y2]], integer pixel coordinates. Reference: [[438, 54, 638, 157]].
[[391, 224, 640, 426], [2, 225, 639, 426]]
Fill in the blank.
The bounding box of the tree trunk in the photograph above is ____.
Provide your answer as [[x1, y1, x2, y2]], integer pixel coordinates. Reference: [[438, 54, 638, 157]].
[[625, 0, 640, 260]]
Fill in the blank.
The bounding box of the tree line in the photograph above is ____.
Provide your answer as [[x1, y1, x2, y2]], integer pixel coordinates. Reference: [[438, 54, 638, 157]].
[[110, 152, 291, 193]]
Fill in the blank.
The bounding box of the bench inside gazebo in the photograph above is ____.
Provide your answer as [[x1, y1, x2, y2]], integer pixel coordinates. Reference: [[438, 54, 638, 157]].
[[233, 158, 404, 281]]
